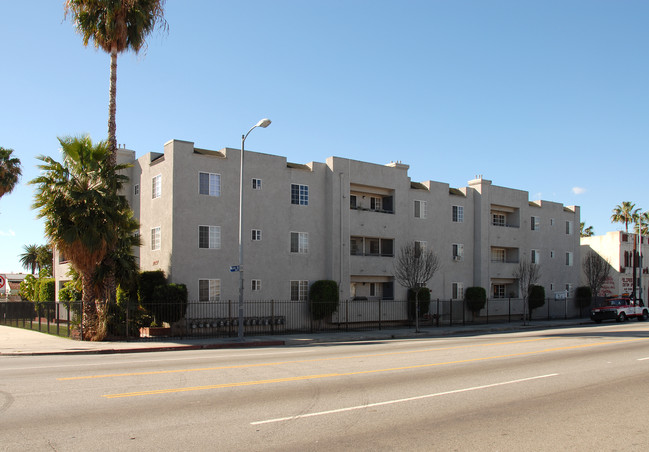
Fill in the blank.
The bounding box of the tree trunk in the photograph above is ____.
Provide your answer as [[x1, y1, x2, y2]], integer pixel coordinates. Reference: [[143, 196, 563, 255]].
[[108, 45, 118, 167], [80, 272, 98, 341]]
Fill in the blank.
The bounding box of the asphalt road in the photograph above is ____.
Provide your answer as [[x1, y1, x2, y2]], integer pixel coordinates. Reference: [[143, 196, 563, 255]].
[[2, 323, 649, 451]]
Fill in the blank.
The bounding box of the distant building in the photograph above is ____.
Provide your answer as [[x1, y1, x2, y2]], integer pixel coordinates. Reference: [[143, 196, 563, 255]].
[[0, 273, 28, 301], [54, 140, 582, 315], [581, 231, 648, 299]]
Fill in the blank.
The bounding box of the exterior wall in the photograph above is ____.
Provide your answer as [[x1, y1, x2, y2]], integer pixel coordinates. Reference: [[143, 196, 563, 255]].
[[581, 231, 649, 299]]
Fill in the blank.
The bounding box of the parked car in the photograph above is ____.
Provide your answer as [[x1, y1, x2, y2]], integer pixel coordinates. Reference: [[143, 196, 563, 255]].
[[590, 297, 649, 323]]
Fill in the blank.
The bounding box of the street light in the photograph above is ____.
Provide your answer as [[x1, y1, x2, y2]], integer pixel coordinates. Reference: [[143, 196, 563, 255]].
[[238, 118, 271, 340]]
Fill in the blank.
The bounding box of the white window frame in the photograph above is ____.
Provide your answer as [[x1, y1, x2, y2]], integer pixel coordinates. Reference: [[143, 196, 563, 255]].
[[452, 205, 464, 223], [251, 229, 262, 241], [198, 225, 221, 249], [492, 213, 505, 226], [452, 282, 464, 300], [251, 279, 262, 291], [550, 250, 555, 259], [290, 232, 309, 254], [491, 248, 505, 263], [152, 174, 161, 199], [199, 172, 221, 197], [493, 284, 506, 298], [290, 280, 309, 301], [531, 216, 540, 231], [415, 240, 427, 257], [566, 251, 573, 266], [151, 227, 161, 251], [531, 249, 540, 264], [291, 184, 309, 206], [414, 200, 426, 219], [452, 243, 464, 261], [198, 279, 220, 302], [252, 178, 262, 190]]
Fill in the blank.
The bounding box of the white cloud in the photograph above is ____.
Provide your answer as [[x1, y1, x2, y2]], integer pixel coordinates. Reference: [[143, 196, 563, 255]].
[[572, 187, 586, 195], [0, 230, 16, 237]]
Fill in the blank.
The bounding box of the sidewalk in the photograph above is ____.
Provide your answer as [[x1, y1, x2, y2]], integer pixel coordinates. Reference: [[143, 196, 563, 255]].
[[0, 319, 590, 356]]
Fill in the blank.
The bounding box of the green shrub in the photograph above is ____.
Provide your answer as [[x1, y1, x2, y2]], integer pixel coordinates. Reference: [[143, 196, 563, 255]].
[[465, 287, 487, 314], [138, 270, 167, 304], [19, 274, 38, 301], [59, 281, 81, 302], [151, 283, 188, 324], [528, 285, 546, 314], [408, 287, 431, 319], [575, 286, 592, 308], [309, 280, 339, 320]]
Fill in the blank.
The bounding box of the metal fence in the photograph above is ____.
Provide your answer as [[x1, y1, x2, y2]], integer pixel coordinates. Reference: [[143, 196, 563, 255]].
[[1, 296, 589, 341]]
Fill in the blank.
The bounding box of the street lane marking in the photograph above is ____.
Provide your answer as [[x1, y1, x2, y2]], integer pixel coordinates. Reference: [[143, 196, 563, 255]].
[[61, 338, 548, 381], [638, 357, 649, 361], [251, 373, 559, 425], [101, 338, 644, 399]]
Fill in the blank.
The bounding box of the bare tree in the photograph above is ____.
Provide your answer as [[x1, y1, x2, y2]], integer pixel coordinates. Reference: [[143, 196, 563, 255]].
[[583, 249, 611, 302], [393, 242, 440, 331], [513, 261, 541, 323]]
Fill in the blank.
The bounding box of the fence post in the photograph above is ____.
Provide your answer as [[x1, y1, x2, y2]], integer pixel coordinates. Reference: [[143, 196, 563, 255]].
[[449, 298, 453, 327], [271, 299, 275, 335], [486, 298, 489, 324], [547, 297, 550, 320], [378, 298, 382, 330], [56, 302, 60, 337], [508, 298, 511, 323], [462, 298, 466, 325]]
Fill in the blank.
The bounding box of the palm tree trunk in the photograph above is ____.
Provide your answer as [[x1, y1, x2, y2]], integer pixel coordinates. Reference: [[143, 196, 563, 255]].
[[108, 45, 118, 167], [81, 272, 98, 341]]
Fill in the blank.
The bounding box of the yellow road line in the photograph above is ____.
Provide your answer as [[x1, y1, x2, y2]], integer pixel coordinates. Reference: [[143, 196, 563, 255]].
[[60, 338, 548, 381], [102, 337, 646, 399]]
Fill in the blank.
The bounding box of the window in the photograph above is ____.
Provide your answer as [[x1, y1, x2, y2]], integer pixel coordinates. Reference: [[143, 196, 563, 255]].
[[415, 241, 427, 258], [493, 284, 506, 298], [350, 236, 363, 255], [452, 283, 464, 300], [252, 178, 262, 190], [565, 283, 572, 294], [550, 250, 555, 259], [291, 184, 309, 205], [452, 243, 464, 261], [566, 251, 573, 266], [414, 200, 426, 219], [531, 216, 540, 231], [452, 205, 464, 223], [199, 172, 221, 196], [566, 221, 573, 235], [199, 279, 220, 302], [251, 280, 261, 291], [134, 184, 139, 196], [492, 213, 505, 226], [199, 226, 221, 249], [251, 229, 262, 241], [491, 248, 505, 263], [350, 195, 357, 209], [370, 196, 382, 211], [151, 227, 161, 251], [290, 232, 309, 253], [550, 283, 554, 291], [152, 174, 161, 199], [531, 249, 540, 264], [550, 218, 555, 226], [368, 238, 380, 255], [290, 280, 308, 301]]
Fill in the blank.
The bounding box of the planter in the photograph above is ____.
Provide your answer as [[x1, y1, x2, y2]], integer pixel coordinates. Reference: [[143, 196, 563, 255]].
[[139, 326, 172, 338]]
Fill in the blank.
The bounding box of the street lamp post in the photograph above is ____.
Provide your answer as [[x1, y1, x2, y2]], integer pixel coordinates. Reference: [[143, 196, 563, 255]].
[[238, 118, 271, 341]]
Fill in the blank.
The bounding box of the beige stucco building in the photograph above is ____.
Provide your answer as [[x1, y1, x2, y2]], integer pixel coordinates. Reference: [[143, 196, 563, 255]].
[[581, 231, 648, 299], [55, 139, 582, 309]]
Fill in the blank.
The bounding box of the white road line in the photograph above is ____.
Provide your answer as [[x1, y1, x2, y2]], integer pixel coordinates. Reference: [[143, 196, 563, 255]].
[[637, 357, 649, 361], [251, 373, 559, 425]]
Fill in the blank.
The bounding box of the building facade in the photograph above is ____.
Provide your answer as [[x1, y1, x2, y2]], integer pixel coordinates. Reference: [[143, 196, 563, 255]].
[[581, 231, 649, 299]]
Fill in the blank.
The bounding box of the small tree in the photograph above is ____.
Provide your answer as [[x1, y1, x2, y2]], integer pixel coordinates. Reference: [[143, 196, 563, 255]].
[[513, 261, 541, 323], [466, 286, 487, 316], [582, 250, 611, 302], [309, 280, 339, 321], [407, 287, 431, 319], [393, 242, 441, 331]]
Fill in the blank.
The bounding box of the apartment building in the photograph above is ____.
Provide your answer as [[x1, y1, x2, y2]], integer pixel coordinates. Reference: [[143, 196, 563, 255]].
[[581, 231, 649, 299], [54, 139, 581, 306]]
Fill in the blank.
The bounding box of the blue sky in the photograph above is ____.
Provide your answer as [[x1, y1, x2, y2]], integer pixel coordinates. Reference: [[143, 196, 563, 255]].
[[1, 0, 648, 273]]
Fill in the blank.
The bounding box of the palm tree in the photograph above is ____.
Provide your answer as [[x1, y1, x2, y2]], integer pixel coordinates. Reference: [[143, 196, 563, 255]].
[[64, 0, 167, 162], [0, 147, 22, 199], [580, 222, 594, 237], [30, 135, 139, 340], [19, 244, 40, 274], [611, 202, 640, 233], [36, 245, 54, 277], [633, 212, 649, 237]]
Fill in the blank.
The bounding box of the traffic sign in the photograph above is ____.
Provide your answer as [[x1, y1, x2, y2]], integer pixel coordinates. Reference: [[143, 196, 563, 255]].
[[229, 266, 240, 272], [0, 275, 5, 289]]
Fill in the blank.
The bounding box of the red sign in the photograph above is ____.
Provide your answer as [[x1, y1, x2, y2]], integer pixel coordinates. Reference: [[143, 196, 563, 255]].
[[0, 275, 6, 289]]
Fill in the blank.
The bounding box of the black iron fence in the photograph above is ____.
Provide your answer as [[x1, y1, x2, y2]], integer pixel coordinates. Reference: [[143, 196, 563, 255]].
[[1, 296, 589, 340]]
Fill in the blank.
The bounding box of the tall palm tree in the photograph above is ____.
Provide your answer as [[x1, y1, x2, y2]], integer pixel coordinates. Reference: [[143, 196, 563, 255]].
[[31, 135, 139, 340], [64, 0, 167, 162], [0, 147, 22, 199], [611, 202, 640, 233], [634, 212, 649, 237], [19, 244, 40, 274], [580, 222, 594, 237]]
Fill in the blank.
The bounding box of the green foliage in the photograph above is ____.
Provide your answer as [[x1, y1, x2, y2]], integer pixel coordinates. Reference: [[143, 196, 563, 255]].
[[59, 281, 82, 302], [575, 286, 592, 308], [408, 287, 431, 318], [138, 270, 167, 304], [465, 287, 487, 314], [309, 280, 339, 320], [38, 278, 56, 302], [151, 283, 188, 324], [0, 146, 22, 199], [19, 274, 38, 301], [528, 285, 546, 312]]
